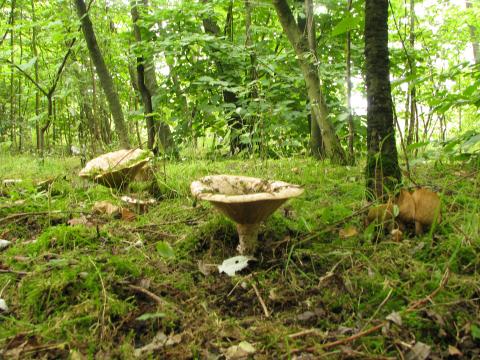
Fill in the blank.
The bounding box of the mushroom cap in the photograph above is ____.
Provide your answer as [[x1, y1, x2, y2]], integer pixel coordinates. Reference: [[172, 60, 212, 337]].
[[79, 149, 151, 189], [191, 175, 303, 224]]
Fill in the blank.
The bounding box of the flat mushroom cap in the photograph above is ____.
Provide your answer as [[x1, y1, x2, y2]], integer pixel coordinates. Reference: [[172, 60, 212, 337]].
[[79, 149, 151, 188], [191, 175, 303, 224]]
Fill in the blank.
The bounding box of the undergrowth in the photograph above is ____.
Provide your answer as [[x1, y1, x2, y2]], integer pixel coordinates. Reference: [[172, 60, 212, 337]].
[[0, 153, 479, 359]]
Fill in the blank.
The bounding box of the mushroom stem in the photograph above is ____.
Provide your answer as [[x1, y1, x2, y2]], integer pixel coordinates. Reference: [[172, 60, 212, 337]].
[[236, 223, 261, 255]]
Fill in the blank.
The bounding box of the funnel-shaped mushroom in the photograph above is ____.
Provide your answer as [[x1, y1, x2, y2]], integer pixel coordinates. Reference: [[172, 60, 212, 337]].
[[191, 175, 303, 254], [79, 149, 152, 189]]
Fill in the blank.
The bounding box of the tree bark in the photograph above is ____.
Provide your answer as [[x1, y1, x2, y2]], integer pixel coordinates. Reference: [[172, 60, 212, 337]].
[[466, 1, 479, 64], [202, 0, 247, 154], [272, 0, 346, 164], [406, 0, 416, 145], [346, 0, 355, 161], [365, 0, 402, 199], [131, 0, 177, 155], [297, 0, 324, 159], [75, 0, 130, 149]]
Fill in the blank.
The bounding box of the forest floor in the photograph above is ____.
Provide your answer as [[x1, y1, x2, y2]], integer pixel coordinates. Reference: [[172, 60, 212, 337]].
[[0, 153, 479, 359]]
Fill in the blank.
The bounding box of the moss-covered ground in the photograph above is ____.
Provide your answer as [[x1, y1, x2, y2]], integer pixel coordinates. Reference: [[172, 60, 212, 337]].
[[0, 153, 479, 359]]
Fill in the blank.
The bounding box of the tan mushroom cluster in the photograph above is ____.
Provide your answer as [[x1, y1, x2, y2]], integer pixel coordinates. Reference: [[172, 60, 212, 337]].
[[191, 175, 303, 255], [79, 149, 152, 189], [366, 187, 441, 240]]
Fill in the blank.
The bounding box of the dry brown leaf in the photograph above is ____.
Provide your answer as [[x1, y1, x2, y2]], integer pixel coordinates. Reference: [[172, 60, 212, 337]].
[[121, 208, 136, 221], [224, 341, 256, 360], [92, 201, 120, 217], [448, 345, 463, 357], [339, 226, 358, 239], [67, 216, 92, 227], [405, 342, 431, 360]]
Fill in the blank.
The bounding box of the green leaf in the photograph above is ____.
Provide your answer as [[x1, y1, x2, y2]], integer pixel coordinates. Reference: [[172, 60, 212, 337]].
[[136, 312, 166, 321], [331, 13, 361, 37], [156, 241, 175, 259], [471, 324, 480, 340], [18, 57, 37, 71]]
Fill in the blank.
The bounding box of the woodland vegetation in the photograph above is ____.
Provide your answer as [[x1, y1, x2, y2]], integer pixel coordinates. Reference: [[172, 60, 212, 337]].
[[0, 0, 479, 358]]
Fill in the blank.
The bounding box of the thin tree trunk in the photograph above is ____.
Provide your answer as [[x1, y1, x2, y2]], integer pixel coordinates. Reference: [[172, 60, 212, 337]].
[[10, 0, 16, 150], [346, 0, 355, 161], [31, 0, 40, 151], [273, 0, 346, 164], [365, 0, 402, 199], [406, 0, 416, 145], [202, 0, 246, 154], [466, 1, 479, 64], [131, 0, 177, 155], [75, 0, 130, 149], [245, 0, 258, 153]]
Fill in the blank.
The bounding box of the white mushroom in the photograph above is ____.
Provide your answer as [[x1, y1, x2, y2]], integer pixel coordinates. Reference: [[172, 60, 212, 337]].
[[191, 175, 303, 254], [79, 149, 152, 189]]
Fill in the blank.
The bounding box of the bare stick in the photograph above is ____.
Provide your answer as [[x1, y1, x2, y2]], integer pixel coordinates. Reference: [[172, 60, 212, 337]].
[[0, 269, 29, 276], [288, 328, 320, 339], [252, 282, 270, 318]]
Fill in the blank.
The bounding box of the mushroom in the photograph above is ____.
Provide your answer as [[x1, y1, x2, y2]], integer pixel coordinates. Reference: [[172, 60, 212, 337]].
[[79, 149, 151, 189], [191, 175, 303, 254]]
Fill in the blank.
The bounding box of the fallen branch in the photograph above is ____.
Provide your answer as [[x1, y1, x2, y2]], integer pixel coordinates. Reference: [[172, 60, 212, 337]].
[[0, 210, 90, 225], [128, 284, 167, 306], [0, 269, 29, 276]]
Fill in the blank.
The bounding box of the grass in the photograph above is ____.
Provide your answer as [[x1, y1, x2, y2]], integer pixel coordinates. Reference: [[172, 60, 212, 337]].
[[0, 152, 479, 359]]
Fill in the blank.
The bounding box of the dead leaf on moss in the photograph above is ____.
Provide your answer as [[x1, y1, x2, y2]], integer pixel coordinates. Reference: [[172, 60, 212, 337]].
[[448, 345, 462, 357], [386, 311, 402, 326], [405, 342, 431, 360], [92, 201, 120, 217], [133, 331, 182, 358], [67, 216, 93, 227], [224, 341, 256, 360], [339, 226, 358, 239], [121, 208, 136, 221]]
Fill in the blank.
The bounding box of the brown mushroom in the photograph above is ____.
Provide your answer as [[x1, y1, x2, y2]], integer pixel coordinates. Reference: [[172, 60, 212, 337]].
[[411, 188, 441, 235]]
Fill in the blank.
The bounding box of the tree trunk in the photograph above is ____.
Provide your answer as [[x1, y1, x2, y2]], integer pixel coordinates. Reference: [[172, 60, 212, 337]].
[[466, 1, 479, 64], [297, 0, 324, 159], [10, 0, 16, 150], [131, 0, 177, 155], [75, 0, 130, 149], [406, 0, 416, 146], [31, 0, 40, 151], [346, 0, 355, 161], [273, 0, 346, 164], [365, 0, 402, 199], [201, 0, 247, 154]]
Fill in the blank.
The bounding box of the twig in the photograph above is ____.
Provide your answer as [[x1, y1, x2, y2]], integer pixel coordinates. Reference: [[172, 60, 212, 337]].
[[128, 284, 169, 307], [0, 269, 29, 276], [251, 282, 270, 318], [362, 288, 393, 330], [318, 323, 385, 350], [0, 210, 90, 225], [288, 328, 320, 339]]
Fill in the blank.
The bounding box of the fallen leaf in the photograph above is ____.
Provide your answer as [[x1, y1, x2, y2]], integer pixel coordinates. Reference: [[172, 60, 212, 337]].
[[405, 342, 431, 360], [156, 241, 175, 259], [92, 201, 120, 217], [448, 345, 463, 357], [218, 256, 256, 277], [386, 311, 402, 326], [224, 341, 256, 360], [297, 311, 316, 322], [0, 298, 9, 313], [339, 226, 358, 239], [121, 208, 136, 221], [198, 260, 216, 276], [133, 331, 182, 358], [0, 239, 12, 251], [68, 216, 92, 227]]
